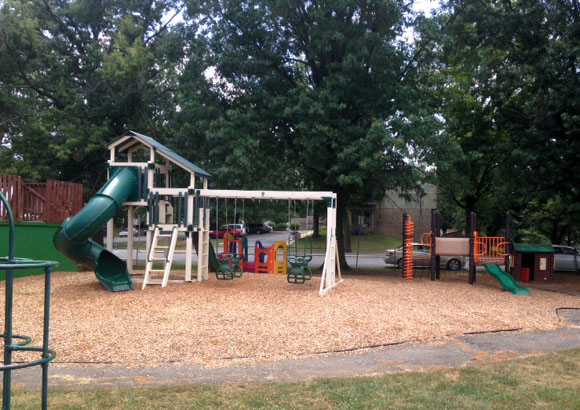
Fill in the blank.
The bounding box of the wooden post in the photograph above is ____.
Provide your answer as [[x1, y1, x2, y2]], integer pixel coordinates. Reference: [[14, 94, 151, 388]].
[[402, 213, 407, 278], [469, 212, 477, 285], [505, 212, 511, 274], [430, 210, 437, 281], [435, 213, 441, 280]]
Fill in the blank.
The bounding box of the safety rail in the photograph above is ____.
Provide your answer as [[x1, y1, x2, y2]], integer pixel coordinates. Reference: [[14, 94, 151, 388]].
[[420, 232, 433, 259], [473, 233, 508, 265]]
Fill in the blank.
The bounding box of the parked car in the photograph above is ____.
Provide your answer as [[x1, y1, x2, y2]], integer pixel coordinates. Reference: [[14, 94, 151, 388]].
[[119, 228, 139, 237], [553, 245, 579, 272], [210, 224, 247, 239], [247, 222, 273, 234], [384, 243, 465, 271], [263, 221, 276, 231]]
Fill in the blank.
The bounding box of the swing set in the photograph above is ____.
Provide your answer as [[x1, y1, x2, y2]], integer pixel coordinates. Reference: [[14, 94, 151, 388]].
[[199, 189, 342, 296]]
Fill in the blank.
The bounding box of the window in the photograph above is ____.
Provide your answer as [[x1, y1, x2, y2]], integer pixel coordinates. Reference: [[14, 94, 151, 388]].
[[561, 247, 576, 255]]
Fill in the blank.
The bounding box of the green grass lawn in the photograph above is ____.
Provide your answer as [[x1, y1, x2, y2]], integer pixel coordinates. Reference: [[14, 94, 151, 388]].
[[295, 231, 400, 254], [12, 348, 580, 409]]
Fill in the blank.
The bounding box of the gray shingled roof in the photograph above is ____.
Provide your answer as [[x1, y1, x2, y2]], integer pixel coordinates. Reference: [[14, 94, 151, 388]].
[[109, 131, 212, 179]]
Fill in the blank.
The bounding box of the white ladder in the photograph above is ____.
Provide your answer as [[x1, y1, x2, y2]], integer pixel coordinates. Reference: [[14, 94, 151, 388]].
[[142, 226, 178, 289], [197, 226, 210, 281]]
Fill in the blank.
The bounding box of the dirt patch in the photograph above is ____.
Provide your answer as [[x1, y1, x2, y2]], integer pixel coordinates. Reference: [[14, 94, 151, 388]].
[[3, 270, 580, 368]]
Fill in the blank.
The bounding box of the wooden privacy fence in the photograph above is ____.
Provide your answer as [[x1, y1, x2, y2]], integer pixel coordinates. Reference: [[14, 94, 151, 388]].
[[0, 174, 83, 224]]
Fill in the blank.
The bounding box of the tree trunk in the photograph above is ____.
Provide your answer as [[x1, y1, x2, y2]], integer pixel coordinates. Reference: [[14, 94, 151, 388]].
[[336, 194, 351, 270], [313, 205, 320, 238], [343, 206, 352, 252]]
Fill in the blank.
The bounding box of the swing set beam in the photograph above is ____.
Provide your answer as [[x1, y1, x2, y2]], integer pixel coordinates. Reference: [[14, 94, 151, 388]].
[[197, 189, 335, 202]]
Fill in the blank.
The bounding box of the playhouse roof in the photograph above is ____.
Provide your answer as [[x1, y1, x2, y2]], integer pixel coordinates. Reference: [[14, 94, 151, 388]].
[[513, 243, 554, 254], [108, 131, 212, 179]]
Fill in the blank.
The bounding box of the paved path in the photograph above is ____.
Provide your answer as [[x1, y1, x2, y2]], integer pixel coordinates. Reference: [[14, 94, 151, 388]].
[[10, 310, 580, 389]]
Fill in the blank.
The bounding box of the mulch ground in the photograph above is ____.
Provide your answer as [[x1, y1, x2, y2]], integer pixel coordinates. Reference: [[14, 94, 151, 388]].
[[3, 269, 580, 368]]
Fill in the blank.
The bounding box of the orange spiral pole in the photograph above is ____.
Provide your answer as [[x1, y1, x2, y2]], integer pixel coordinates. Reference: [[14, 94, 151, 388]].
[[403, 217, 414, 280]]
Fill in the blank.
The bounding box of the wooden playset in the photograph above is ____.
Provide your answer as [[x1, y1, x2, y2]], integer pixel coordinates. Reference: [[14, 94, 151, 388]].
[[54, 131, 343, 296]]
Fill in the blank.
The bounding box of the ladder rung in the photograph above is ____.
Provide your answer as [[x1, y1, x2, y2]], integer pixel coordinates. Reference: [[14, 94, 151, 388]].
[[155, 246, 170, 249], [145, 279, 163, 284], [150, 269, 165, 272], [150, 257, 166, 261]]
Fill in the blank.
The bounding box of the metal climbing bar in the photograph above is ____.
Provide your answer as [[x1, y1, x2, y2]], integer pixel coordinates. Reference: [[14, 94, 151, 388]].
[[0, 192, 58, 410]]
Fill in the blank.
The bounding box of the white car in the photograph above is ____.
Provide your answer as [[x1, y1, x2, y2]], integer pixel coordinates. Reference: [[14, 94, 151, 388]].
[[553, 245, 579, 272], [119, 228, 139, 237]]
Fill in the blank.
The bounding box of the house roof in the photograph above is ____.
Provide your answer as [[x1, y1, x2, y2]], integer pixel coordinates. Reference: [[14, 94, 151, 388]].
[[108, 130, 212, 179], [513, 243, 554, 254]]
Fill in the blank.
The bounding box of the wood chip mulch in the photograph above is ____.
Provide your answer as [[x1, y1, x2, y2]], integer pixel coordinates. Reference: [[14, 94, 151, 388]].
[[2, 270, 580, 368]]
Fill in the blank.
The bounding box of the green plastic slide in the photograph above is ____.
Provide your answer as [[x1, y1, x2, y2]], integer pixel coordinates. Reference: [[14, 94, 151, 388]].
[[483, 264, 530, 296], [54, 167, 138, 292], [192, 232, 219, 272]]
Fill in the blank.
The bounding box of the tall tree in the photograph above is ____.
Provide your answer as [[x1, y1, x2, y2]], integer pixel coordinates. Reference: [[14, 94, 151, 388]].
[[185, 0, 428, 267], [422, 0, 580, 236], [0, 0, 187, 194]]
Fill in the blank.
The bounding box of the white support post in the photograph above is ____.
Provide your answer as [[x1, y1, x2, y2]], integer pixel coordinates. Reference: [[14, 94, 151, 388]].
[[320, 196, 343, 296], [165, 160, 170, 188], [106, 219, 114, 251], [204, 206, 210, 280], [185, 232, 193, 281], [196, 203, 203, 281], [127, 206, 134, 273], [146, 150, 155, 259], [146, 228, 152, 260], [186, 173, 195, 280]]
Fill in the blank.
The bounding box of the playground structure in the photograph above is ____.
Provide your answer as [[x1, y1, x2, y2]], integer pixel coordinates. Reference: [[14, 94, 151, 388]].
[[54, 131, 343, 296], [0, 192, 58, 410], [403, 211, 529, 295], [254, 240, 288, 275]]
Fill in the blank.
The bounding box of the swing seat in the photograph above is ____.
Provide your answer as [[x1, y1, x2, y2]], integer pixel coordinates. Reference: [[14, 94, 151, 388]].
[[216, 254, 243, 280], [287, 256, 313, 284], [229, 253, 244, 278], [216, 254, 234, 280]]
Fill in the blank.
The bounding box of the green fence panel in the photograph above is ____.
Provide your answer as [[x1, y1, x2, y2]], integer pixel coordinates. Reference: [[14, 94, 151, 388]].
[[0, 222, 78, 279]]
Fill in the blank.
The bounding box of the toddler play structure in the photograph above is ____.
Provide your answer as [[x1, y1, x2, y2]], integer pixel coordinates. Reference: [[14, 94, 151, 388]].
[[54, 131, 343, 296], [402, 211, 530, 296], [0, 192, 58, 410]]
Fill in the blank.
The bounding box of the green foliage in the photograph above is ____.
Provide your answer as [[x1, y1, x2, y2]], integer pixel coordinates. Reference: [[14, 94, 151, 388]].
[[0, 0, 186, 193], [422, 0, 580, 239], [183, 0, 435, 266], [289, 221, 300, 231], [275, 222, 288, 231]]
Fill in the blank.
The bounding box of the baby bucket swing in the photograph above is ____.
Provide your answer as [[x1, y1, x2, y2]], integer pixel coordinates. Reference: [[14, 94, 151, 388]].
[[287, 200, 314, 284]]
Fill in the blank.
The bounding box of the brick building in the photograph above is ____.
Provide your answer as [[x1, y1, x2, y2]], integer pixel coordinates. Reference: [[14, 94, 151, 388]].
[[357, 184, 436, 241]]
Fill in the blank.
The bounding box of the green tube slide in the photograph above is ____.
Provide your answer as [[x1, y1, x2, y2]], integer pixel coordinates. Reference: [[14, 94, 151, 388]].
[[53, 167, 138, 292]]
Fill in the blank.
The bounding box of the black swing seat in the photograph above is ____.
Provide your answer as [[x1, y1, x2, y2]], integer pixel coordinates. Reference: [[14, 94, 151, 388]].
[[216, 253, 244, 280], [287, 256, 313, 284]]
